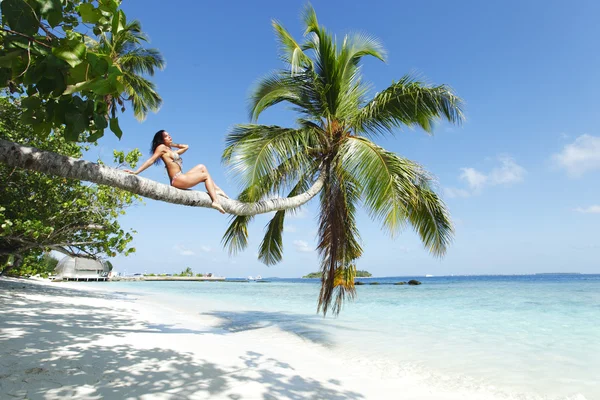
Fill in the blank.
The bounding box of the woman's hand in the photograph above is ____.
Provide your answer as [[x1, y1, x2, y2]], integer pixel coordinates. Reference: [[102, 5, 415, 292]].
[[123, 169, 138, 175]]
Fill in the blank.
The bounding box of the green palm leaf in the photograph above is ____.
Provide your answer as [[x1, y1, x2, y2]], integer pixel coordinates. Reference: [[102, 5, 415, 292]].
[[405, 183, 454, 257], [340, 136, 421, 234], [352, 74, 464, 137], [122, 72, 162, 120], [258, 175, 313, 265], [272, 20, 312, 74], [224, 124, 317, 198]]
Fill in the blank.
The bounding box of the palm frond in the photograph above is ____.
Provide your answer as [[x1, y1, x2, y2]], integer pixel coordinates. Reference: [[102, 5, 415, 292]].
[[258, 210, 285, 265], [405, 183, 454, 257], [119, 48, 165, 76], [223, 124, 318, 198], [122, 72, 162, 120], [352, 74, 464, 137], [272, 20, 312, 74], [222, 215, 253, 255], [257, 174, 314, 265], [222, 189, 254, 255], [248, 71, 324, 121], [340, 136, 423, 234], [248, 72, 303, 121]]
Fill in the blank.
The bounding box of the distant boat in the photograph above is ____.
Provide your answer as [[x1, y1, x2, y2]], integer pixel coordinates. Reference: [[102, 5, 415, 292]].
[[248, 275, 262, 281], [425, 274, 434, 277], [256, 275, 262, 280], [247, 276, 254, 280]]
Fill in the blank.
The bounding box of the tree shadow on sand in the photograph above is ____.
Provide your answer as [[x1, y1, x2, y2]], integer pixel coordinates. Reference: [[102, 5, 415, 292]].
[[204, 310, 341, 348], [0, 279, 364, 399]]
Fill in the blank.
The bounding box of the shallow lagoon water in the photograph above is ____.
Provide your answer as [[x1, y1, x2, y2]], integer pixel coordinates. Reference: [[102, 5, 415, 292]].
[[85, 274, 600, 399]]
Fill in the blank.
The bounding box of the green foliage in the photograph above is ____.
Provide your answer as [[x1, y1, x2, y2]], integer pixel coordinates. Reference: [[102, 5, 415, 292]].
[[0, 0, 163, 141], [3, 252, 58, 277], [223, 5, 464, 315], [0, 98, 140, 275], [179, 267, 193, 277]]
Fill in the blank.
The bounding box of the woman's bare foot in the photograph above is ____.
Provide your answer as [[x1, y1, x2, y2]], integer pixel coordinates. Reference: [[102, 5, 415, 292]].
[[212, 201, 226, 214]]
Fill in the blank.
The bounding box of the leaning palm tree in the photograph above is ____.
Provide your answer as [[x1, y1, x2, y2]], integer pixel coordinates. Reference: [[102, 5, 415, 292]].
[[222, 5, 464, 315], [91, 17, 165, 120]]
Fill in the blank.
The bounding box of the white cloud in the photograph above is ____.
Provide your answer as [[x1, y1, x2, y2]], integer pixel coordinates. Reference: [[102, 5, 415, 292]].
[[173, 244, 195, 256], [200, 245, 212, 253], [293, 240, 313, 253], [574, 205, 600, 214], [284, 224, 297, 233], [489, 156, 526, 185], [460, 168, 487, 191], [553, 134, 600, 177], [444, 187, 471, 199], [450, 156, 525, 197]]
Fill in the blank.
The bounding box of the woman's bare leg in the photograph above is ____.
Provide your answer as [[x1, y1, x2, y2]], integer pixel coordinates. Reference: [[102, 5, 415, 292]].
[[173, 164, 225, 213], [214, 184, 229, 198]]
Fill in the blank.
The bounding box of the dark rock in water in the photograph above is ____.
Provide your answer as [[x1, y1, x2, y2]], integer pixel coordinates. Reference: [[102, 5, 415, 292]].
[[394, 282, 406, 285], [369, 282, 380, 285], [355, 281, 365, 285], [408, 280, 421, 285]]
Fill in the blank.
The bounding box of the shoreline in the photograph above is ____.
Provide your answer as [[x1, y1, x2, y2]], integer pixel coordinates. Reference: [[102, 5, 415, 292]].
[[0, 277, 585, 399]]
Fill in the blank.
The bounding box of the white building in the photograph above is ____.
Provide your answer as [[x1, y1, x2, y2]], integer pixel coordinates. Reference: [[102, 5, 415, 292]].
[[54, 256, 112, 281]]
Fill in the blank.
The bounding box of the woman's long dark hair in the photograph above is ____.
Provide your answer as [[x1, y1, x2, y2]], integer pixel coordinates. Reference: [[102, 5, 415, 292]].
[[150, 130, 166, 165]]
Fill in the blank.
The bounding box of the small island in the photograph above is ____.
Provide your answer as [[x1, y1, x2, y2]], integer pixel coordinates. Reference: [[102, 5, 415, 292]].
[[302, 270, 372, 278]]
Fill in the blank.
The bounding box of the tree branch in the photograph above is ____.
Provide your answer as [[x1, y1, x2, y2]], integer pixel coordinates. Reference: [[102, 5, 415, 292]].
[[0, 28, 52, 48], [0, 138, 326, 216]]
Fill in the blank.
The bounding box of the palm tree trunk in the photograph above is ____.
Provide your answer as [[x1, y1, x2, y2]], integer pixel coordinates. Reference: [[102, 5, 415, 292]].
[[0, 138, 324, 216]]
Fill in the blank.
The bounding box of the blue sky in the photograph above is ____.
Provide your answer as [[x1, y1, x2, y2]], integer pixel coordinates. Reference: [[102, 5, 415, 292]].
[[91, 0, 600, 277]]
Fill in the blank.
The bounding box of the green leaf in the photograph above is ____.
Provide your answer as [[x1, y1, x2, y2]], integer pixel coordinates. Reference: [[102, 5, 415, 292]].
[[78, 3, 100, 24], [88, 77, 113, 95], [111, 10, 126, 35], [23, 61, 46, 85], [1, 0, 40, 36], [258, 210, 285, 265], [87, 52, 110, 75], [109, 117, 123, 139], [21, 96, 41, 110], [64, 110, 88, 140], [98, 0, 118, 13], [52, 39, 87, 68], [0, 50, 24, 68], [94, 113, 108, 130], [35, 0, 63, 27], [87, 130, 104, 142]]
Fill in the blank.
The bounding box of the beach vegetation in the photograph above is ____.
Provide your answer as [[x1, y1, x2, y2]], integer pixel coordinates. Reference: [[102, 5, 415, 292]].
[[0, 98, 140, 276], [222, 5, 463, 314]]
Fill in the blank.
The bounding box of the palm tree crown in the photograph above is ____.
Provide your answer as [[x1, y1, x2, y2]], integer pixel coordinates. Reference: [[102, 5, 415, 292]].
[[93, 17, 165, 120], [223, 5, 464, 315]]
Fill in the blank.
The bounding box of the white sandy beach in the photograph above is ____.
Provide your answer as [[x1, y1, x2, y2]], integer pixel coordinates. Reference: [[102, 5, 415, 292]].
[[0, 277, 557, 400]]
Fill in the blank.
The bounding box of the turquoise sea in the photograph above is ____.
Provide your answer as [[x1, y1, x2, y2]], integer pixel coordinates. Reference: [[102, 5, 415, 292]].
[[86, 274, 600, 400]]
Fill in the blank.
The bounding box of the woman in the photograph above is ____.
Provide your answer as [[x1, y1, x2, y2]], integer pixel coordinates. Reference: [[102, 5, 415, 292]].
[[125, 130, 227, 214]]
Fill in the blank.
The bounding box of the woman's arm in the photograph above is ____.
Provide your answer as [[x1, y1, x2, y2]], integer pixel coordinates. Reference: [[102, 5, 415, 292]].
[[124, 146, 167, 175], [172, 142, 189, 155]]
